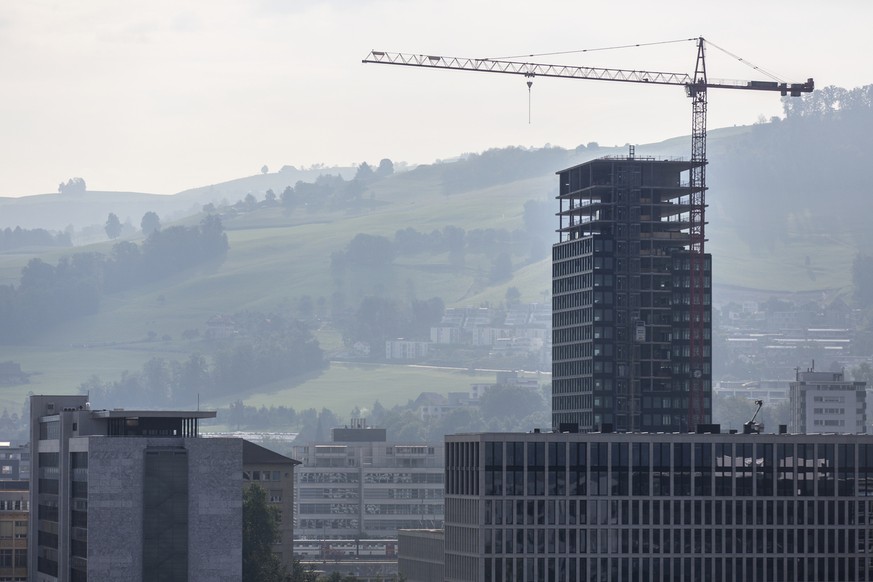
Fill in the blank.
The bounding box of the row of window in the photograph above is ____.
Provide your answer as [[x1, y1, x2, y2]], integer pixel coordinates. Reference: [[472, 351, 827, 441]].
[[299, 503, 443, 516], [484, 524, 872, 556], [297, 518, 444, 532], [483, 499, 871, 528], [243, 470, 282, 482], [0, 501, 27, 512], [298, 487, 443, 500], [468, 441, 873, 497], [479, 555, 869, 582]]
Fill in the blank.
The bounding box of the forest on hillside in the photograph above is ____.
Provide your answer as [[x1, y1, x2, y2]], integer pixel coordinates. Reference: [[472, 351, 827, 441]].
[[713, 84, 873, 251]]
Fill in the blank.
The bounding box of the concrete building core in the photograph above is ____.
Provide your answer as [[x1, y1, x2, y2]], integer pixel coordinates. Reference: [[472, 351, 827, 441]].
[[552, 156, 712, 433]]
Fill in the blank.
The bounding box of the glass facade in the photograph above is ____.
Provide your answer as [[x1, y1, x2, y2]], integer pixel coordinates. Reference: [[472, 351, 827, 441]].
[[446, 434, 873, 582]]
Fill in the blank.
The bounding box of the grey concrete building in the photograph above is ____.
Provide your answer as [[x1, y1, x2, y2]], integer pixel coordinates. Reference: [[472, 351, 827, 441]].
[[29, 395, 242, 582]]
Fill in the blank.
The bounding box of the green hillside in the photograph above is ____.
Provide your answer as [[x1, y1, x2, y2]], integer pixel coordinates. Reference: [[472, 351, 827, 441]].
[[3, 91, 872, 416], [0, 162, 564, 411]]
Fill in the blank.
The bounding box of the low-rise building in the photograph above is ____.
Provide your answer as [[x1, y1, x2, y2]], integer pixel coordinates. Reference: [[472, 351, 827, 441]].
[[385, 340, 430, 361], [0, 480, 28, 581], [790, 367, 867, 433], [242, 440, 299, 572], [293, 420, 444, 540]]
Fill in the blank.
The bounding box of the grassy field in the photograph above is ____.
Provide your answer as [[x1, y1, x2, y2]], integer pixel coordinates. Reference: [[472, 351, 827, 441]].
[[230, 361, 505, 414]]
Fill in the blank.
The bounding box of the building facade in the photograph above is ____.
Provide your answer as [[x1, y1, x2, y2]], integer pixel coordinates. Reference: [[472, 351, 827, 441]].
[[398, 529, 444, 582], [552, 157, 712, 432], [29, 395, 242, 582], [0, 481, 28, 581], [790, 368, 867, 434], [242, 440, 299, 571], [292, 422, 444, 540], [444, 430, 873, 582]]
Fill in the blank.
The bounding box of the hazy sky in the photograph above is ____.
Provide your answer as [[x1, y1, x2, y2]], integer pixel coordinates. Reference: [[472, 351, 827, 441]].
[[1, 1, 870, 197]]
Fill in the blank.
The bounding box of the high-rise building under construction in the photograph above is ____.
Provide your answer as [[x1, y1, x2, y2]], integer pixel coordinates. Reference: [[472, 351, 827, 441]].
[[552, 154, 712, 433]]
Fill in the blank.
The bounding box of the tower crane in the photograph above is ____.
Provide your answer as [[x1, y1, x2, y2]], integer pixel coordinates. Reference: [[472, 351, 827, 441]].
[[363, 38, 813, 430]]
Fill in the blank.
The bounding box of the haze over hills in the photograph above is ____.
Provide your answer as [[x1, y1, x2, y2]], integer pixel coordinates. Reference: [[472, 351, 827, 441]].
[[0, 164, 360, 232], [0, 86, 870, 419]]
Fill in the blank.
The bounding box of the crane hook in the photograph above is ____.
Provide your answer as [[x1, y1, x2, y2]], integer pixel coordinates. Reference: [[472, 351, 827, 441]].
[[526, 80, 533, 124]]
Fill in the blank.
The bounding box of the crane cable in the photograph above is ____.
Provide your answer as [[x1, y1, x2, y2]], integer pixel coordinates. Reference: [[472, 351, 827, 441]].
[[704, 39, 786, 82], [486, 37, 697, 61], [489, 37, 789, 83]]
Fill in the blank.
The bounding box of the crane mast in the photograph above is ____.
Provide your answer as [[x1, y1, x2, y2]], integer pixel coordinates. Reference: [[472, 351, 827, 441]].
[[364, 39, 813, 431], [688, 37, 708, 429]]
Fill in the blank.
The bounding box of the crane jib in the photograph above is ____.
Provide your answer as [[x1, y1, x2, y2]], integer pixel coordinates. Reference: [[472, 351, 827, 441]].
[[363, 51, 813, 96]]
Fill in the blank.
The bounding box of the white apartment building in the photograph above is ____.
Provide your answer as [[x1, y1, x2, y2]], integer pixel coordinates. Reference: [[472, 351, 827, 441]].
[[790, 368, 867, 434], [292, 421, 444, 540]]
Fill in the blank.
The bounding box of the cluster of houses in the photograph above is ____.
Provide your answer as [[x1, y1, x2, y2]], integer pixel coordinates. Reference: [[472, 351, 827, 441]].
[[385, 303, 551, 367]]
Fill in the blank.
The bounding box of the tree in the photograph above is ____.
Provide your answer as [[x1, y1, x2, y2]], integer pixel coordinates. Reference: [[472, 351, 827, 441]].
[[376, 158, 395, 177], [104, 213, 122, 240], [265, 189, 277, 205], [853, 362, 873, 384], [243, 484, 286, 582], [479, 385, 546, 423], [58, 177, 86, 195], [354, 162, 374, 181], [505, 286, 522, 308], [853, 254, 873, 308], [489, 252, 513, 283], [141, 211, 161, 236], [261, 164, 269, 175]]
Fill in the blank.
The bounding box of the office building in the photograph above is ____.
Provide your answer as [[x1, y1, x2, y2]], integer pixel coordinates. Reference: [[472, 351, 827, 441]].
[[442, 430, 873, 582], [242, 440, 299, 571], [30, 395, 242, 582], [0, 480, 28, 581], [292, 420, 444, 540], [552, 156, 712, 432], [790, 367, 867, 434]]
